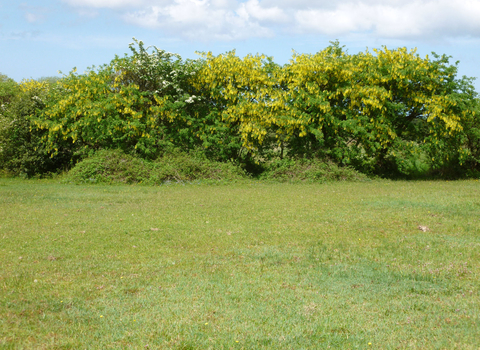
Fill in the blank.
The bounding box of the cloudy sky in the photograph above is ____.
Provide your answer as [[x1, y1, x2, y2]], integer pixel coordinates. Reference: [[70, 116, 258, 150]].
[[1, 0, 479, 91]]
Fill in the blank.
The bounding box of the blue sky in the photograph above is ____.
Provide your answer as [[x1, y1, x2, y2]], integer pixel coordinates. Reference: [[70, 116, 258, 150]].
[[1, 0, 479, 92]]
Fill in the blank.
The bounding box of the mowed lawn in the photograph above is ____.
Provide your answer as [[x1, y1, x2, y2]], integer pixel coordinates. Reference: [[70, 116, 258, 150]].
[[0, 179, 479, 349]]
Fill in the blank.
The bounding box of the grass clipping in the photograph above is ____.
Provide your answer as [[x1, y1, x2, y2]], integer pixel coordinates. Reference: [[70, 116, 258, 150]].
[[64, 149, 247, 184]]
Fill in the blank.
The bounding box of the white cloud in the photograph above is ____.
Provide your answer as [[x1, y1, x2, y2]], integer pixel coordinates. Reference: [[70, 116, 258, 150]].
[[124, 0, 280, 41], [293, 0, 480, 39], [62, 0, 480, 41], [295, 5, 372, 36], [25, 12, 45, 23], [61, 0, 150, 8], [240, 0, 289, 24], [19, 3, 48, 24]]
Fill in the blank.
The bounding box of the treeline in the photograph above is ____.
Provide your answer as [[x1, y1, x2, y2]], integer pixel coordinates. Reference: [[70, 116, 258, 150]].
[[1, 39, 479, 179]]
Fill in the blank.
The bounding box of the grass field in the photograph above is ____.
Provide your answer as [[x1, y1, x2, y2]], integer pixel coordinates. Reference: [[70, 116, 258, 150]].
[[1, 178, 479, 349]]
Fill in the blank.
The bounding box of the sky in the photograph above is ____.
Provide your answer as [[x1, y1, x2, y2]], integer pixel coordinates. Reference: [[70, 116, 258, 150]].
[[1, 0, 479, 92]]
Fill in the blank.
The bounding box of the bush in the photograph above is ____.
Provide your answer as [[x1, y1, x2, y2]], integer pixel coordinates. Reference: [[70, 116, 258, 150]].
[[0, 73, 19, 106], [196, 43, 479, 177], [63, 149, 150, 184], [151, 149, 247, 182], [0, 79, 71, 176], [64, 149, 247, 184], [35, 39, 242, 163], [460, 98, 480, 177], [258, 157, 369, 182]]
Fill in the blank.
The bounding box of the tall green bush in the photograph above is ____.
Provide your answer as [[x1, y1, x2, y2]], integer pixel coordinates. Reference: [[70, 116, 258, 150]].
[[34, 39, 242, 163], [0, 73, 19, 106], [0, 79, 70, 176]]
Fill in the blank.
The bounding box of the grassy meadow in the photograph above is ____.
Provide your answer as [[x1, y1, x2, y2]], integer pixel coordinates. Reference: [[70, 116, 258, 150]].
[[0, 178, 479, 349]]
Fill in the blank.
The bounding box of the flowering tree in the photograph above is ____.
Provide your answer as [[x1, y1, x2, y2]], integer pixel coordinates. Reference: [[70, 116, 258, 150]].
[[196, 42, 478, 176], [35, 39, 241, 161]]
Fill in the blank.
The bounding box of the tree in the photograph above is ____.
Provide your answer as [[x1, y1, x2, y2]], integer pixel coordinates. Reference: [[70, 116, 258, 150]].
[[35, 39, 241, 162], [0, 73, 19, 106], [0, 79, 69, 176]]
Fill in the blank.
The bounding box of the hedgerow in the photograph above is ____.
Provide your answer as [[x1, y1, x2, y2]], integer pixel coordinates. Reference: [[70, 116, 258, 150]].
[[0, 40, 478, 179]]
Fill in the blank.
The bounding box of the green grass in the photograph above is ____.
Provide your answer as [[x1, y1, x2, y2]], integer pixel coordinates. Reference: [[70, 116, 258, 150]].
[[1, 178, 479, 349]]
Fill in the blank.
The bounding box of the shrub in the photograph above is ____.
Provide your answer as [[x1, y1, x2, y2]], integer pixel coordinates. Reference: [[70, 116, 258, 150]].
[[63, 149, 151, 184], [64, 149, 247, 184], [0, 79, 71, 176], [196, 43, 479, 177], [35, 39, 242, 163], [0, 73, 19, 106], [151, 149, 247, 182], [259, 157, 368, 182]]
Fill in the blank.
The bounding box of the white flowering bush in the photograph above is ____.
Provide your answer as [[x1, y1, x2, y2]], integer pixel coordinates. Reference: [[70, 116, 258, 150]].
[[33, 39, 242, 162], [113, 38, 200, 102]]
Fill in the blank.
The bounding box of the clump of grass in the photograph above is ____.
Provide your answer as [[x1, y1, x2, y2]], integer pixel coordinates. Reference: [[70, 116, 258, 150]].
[[64, 149, 247, 184], [259, 157, 369, 182]]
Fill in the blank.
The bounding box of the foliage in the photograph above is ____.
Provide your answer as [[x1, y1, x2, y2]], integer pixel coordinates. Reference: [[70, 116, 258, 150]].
[[460, 98, 480, 176], [0, 73, 20, 106], [195, 43, 477, 177], [0, 78, 70, 176], [34, 39, 241, 162], [64, 148, 247, 184], [63, 149, 151, 184], [258, 157, 369, 182], [193, 51, 280, 161], [150, 149, 247, 182], [2, 40, 478, 179]]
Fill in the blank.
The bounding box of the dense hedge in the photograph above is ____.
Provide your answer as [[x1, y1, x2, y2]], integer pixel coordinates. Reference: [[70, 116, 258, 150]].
[[0, 40, 478, 179]]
